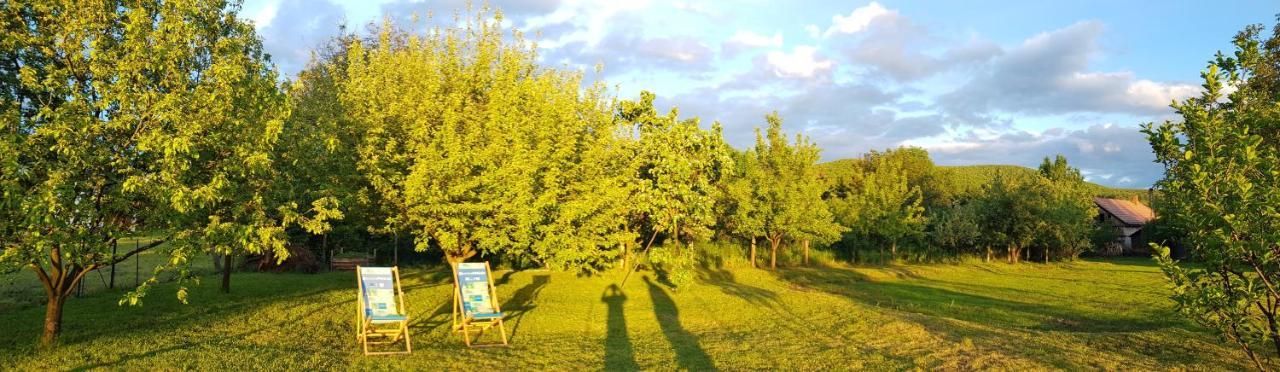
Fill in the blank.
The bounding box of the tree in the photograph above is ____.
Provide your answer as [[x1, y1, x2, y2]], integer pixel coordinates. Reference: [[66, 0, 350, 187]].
[[343, 9, 634, 270], [0, 0, 312, 345], [864, 154, 927, 261], [617, 92, 733, 284], [1144, 21, 1280, 370], [746, 113, 841, 269], [974, 173, 1043, 263], [1034, 155, 1094, 262]]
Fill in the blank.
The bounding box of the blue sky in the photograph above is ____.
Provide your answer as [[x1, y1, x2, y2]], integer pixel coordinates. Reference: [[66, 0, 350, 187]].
[[240, 0, 1275, 187]]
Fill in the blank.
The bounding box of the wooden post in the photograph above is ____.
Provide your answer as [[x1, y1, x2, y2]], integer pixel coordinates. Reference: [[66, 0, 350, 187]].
[[803, 239, 810, 266], [135, 239, 140, 287], [109, 239, 117, 289]]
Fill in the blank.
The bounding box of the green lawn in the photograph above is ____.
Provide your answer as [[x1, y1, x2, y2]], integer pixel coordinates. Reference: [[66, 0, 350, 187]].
[[0, 236, 216, 312], [0, 258, 1244, 370]]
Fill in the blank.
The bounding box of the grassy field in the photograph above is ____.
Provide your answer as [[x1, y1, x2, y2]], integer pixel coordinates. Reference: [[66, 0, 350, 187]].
[[0, 258, 1244, 370]]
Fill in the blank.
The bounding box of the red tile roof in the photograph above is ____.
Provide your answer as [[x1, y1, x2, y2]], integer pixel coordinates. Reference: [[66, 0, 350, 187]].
[[1094, 197, 1155, 226]]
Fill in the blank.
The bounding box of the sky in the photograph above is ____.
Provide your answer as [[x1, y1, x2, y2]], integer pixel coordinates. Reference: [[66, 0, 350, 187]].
[[239, 0, 1275, 188]]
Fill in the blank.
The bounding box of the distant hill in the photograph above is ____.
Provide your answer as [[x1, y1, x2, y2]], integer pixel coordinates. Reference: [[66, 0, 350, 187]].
[[817, 160, 1150, 203], [937, 165, 1150, 202]]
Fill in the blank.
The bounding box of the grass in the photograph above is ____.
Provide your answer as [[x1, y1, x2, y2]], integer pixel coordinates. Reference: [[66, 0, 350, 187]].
[[0, 257, 1245, 370], [0, 236, 216, 312]]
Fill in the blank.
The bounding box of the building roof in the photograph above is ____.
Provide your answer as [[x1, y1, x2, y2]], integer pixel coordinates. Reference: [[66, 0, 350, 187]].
[[1093, 197, 1155, 227]]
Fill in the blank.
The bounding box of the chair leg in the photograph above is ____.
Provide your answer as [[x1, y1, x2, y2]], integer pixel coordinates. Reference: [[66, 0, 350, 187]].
[[403, 321, 413, 353], [497, 319, 509, 346]]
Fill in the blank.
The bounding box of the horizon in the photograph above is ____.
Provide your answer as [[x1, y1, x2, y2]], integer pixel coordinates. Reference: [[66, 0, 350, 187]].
[[242, 0, 1273, 188]]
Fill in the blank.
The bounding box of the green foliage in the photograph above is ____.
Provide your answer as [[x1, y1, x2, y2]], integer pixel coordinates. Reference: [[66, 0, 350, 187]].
[[618, 91, 734, 279], [0, 0, 328, 344], [829, 148, 927, 263], [1144, 21, 1280, 369], [733, 113, 842, 268], [342, 10, 634, 271]]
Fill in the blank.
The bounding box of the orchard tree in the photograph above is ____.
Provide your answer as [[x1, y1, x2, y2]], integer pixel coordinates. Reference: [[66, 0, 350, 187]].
[[0, 0, 322, 345], [343, 9, 634, 270], [1034, 155, 1094, 262], [617, 92, 733, 283], [853, 152, 927, 261], [1144, 21, 1280, 370], [746, 113, 841, 269]]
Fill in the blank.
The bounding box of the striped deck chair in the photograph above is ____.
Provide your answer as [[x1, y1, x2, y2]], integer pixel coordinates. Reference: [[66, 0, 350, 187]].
[[356, 266, 412, 355], [451, 262, 509, 347]]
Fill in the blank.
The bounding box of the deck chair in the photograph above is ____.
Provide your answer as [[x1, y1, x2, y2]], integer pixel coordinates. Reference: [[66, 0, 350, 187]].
[[356, 266, 412, 355], [451, 262, 509, 347]]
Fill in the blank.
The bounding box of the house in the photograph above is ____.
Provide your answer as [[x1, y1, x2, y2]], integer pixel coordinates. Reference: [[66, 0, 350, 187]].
[[1093, 196, 1155, 255]]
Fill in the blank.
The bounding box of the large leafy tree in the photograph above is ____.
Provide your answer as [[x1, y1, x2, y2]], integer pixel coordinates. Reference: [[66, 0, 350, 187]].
[[0, 0, 315, 345], [1145, 21, 1280, 370], [343, 10, 632, 270]]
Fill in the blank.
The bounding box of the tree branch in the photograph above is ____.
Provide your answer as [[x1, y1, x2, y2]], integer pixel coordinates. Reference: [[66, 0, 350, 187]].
[[107, 236, 171, 266]]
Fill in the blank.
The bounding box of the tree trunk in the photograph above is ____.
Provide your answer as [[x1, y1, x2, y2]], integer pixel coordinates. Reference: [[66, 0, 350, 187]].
[[220, 254, 233, 293], [803, 239, 810, 266], [769, 236, 781, 270], [42, 294, 67, 346], [890, 242, 898, 261], [750, 237, 758, 268], [985, 246, 991, 262]]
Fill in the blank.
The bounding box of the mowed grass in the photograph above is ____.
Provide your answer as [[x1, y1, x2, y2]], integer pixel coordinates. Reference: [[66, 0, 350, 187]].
[[0, 258, 1245, 370]]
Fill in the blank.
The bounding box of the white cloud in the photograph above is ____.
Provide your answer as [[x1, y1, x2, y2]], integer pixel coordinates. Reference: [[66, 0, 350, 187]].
[[251, 1, 280, 28], [765, 45, 833, 78], [726, 30, 783, 48], [824, 2, 891, 37], [940, 21, 1201, 120], [523, 0, 650, 50]]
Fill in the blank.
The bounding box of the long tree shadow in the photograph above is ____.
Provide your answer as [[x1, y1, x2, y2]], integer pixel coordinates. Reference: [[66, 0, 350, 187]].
[[774, 266, 1219, 369], [602, 284, 639, 371], [644, 276, 715, 371], [696, 267, 778, 307], [501, 275, 550, 341], [777, 267, 1175, 333], [66, 280, 352, 369]]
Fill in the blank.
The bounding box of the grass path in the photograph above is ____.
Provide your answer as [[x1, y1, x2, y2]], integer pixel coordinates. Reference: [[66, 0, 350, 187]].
[[0, 258, 1244, 370]]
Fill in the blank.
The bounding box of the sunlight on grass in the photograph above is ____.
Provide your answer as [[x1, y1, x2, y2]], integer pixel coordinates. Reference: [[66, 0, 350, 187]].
[[0, 259, 1243, 370]]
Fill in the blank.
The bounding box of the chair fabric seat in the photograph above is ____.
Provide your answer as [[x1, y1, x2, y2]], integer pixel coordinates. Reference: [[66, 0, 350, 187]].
[[470, 312, 503, 319], [370, 314, 407, 322]]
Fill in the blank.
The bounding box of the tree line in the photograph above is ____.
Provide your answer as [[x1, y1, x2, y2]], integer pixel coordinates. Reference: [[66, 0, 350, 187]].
[[1, 2, 1114, 346]]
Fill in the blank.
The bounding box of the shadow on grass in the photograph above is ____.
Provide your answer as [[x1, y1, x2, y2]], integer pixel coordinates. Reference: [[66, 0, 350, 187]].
[[501, 275, 550, 341], [602, 284, 639, 371], [774, 264, 1217, 369], [696, 267, 778, 307], [644, 276, 715, 371], [776, 266, 1172, 333], [21, 273, 355, 369]]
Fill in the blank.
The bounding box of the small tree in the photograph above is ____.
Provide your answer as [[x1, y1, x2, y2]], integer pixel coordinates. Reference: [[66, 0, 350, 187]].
[[746, 113, 841, 269], [1144, 21, 1280, 370]]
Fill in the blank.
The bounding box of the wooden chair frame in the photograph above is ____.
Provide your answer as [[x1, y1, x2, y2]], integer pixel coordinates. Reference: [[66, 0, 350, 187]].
[[356, 266, 413, 355], [451, 262, 509, 347]]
